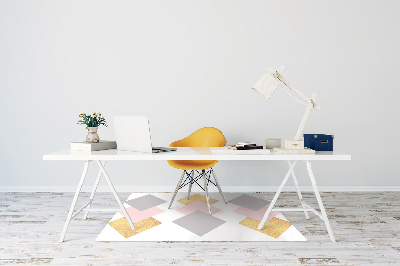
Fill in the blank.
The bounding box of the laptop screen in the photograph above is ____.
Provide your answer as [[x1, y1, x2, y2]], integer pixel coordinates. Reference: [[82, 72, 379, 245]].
[[113, 116, 153, 153]]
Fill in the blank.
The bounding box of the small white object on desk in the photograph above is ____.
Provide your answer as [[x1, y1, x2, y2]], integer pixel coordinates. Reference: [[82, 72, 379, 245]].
[[285, 140, 305, 150], [265, 138, 281, 149], [70, 140, 117, 151]]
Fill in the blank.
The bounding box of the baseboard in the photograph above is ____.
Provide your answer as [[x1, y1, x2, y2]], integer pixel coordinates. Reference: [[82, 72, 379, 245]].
[[1, 186, 400, 193]]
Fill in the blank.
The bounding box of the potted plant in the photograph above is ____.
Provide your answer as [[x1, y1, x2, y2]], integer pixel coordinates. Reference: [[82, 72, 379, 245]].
[[77, 112, 107, 143]]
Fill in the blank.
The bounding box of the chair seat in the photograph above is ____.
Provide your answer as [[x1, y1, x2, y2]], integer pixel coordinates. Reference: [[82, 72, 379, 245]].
[[167, 160, 218, 170]]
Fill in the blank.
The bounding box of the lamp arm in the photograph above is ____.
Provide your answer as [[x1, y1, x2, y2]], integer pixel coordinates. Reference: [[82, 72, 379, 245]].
[[271, 71, 320, 111], [294, 93, 317, 140]]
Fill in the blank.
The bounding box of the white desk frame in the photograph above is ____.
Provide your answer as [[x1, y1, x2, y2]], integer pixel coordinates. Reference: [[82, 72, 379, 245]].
[[43, 148, 351, 242]]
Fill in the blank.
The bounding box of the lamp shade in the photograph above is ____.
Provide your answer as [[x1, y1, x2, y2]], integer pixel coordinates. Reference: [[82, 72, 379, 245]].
[[251, 73, 281, 100]]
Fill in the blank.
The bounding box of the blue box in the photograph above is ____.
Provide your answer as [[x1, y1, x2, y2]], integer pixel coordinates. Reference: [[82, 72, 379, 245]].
[[303, 134, 334, 151]]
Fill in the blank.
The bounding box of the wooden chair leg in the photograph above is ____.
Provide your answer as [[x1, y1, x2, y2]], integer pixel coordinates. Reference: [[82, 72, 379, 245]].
[[169, 170, 186, 209], [202, 169, 212, 214], [187, 170, 193, 200], [211, 168, 227, 204]]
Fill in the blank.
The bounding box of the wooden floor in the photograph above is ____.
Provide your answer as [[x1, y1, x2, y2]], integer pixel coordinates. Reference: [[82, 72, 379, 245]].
[[0, 191, 399, 265]]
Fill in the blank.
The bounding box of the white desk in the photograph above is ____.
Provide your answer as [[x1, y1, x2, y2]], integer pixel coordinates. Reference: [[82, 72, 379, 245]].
[[43, 147, 351, 242]]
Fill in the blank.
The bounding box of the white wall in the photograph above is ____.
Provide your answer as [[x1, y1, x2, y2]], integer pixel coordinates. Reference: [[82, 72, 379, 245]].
[[1, 0, 399, 189]]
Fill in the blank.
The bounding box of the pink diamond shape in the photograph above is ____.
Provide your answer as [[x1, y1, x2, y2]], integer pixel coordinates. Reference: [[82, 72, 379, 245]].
[[118, 206, 164, 223], [234, 206, 280, 222], [176, 201, 222, 215]]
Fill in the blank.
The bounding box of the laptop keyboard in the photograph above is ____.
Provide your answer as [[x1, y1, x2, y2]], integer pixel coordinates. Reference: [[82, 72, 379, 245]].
[[152, 147, 177, 153]]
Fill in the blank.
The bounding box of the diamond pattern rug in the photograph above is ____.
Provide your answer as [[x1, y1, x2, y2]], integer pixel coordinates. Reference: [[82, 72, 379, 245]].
[[96, 192, 306, 241]]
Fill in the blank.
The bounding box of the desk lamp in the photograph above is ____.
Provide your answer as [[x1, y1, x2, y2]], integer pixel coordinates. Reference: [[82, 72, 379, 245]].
[[252, 66, 319, 154]]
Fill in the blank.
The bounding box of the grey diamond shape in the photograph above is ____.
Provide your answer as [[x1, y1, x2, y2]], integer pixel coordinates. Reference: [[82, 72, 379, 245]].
[[173, 210, 226, 236], [126, 194, 167, 211], [229, 194, 270, 211]]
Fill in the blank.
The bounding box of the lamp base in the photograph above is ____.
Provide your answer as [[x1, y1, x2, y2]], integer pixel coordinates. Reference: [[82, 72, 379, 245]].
[[273, 147, 315, 154]]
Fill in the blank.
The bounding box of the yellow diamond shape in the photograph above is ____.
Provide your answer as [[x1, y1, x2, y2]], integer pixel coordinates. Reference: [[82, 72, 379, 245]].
[[177, 193, 218, 205], [239, 217, 292, 239], [108, 217, 161, 238]]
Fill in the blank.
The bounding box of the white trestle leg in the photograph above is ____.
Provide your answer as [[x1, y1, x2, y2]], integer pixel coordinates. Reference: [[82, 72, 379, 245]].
[[59, 160, 89, 242], [306, 160, 336, 242], [97, 160, 136, 231], [288, 160, 309, 220], [257, 160, 336, 242], [258, 161, 298, 230], [83, 161, 105, 219]]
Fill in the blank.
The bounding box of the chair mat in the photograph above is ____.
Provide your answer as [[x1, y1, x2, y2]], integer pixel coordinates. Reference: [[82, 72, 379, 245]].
[[96, 192, 306, 242]]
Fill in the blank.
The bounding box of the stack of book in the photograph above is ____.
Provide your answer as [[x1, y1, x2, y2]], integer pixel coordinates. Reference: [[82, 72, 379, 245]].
[[227, 142, 263, 150], [71, 140, 117, 151], [211, 142, 270, 154]]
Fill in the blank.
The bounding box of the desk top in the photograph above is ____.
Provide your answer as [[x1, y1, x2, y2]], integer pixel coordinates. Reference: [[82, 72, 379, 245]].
[[43, 147, 351, 161]]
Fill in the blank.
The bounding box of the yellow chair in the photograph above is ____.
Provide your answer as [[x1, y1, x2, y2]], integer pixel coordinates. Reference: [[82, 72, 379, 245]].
[[168, 127, 228, 214]]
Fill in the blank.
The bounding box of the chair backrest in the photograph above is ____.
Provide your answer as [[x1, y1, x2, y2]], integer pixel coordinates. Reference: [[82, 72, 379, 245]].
[[170, 127, 226, 148]]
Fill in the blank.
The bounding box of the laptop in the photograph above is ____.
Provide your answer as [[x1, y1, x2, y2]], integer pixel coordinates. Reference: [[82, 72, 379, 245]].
[[113, 116, 176, 153]]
